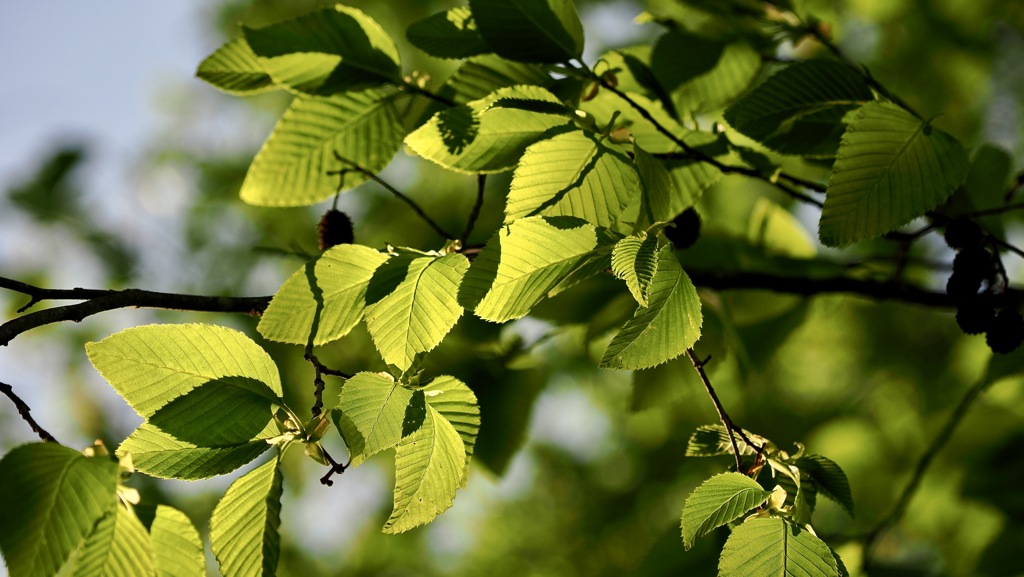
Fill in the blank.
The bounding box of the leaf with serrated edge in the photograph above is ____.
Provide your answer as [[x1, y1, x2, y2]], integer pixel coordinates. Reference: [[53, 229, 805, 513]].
[[405, 85, 572, 174], [0, 443, 119, 577], [820, 102, 969, 246], [338, 372, 417, 465], [469, 0, 584, 63], [612, 233, 660, 307], [383, 406, 466, 533], [365, 253, 468, 372], [459, 216, 612, 322], [86, 323, 281, 418], [151, 505, 206, 577], [407, 7, 490, 60], [71, 505, 154, 577], [117, 423, 273, 480], [505, 130, 639, 228], [719, 517, 839, 577], [196, 37, 276, 96], [685, 424, 766, 457], [424, 376, 480, 467], [601, 247, 702, 370], [797, 454, 855, 517], [241, 91, 404, 206], [259, 245, 390, 346], [243, 5, 400, 95], [210, 458, 283, 577], [680, 472, 772, 549]]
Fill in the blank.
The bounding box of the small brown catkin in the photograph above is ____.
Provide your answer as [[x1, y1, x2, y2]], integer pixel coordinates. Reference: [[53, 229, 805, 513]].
[[318, 209, 354, 250]]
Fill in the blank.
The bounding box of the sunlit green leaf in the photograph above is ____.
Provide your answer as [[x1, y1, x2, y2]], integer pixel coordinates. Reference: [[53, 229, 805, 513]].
[[505, 129, 639, 228], [210, 458, 283, 577], [383, 406, 466, 533], [469, 0, 584, 63], [71, 505, 154, 577], [681, 472, 772, 549], [240, 90, 404, 206], [337, 372, 420, 466], [407, 7, 490, 60], [151, 505, 205, 577], [600, 247, 702, 370], [685, 425, 767, 457], [820, 102, 969, 246], [424, 375, 480, 465], [243, 5, 400, 95], [258, 245, 390, 346], [719, 517, 839, 577], [365, 252, 469, 372], [86, 324, 281, 418], [0, 443, 119, 577], [611, 232, 660, 307], [671, 40, 760, 114], [117, 423, 273, 480], [196, 37, 276, 96]]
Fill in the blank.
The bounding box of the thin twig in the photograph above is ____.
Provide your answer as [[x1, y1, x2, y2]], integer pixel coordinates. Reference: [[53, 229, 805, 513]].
[[318, 446, 349, 487], [861, 377, 994, 567], [1, 381, 58, 443], [331, 151, 455, 239], [461, 174, 487, 246], [304, 348, 351, 419], [684, 350, 759, 473], [959, 201, 1024, 219]]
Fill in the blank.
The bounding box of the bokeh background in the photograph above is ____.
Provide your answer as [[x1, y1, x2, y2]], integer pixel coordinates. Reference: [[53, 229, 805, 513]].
[[2, 1, 1024, 575]]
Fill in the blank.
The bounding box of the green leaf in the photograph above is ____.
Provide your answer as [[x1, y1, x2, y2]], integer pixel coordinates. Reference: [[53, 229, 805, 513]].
[[650, 29, 726, 93], [86, 323, 282, 418], [719, 517, 839, 577], [71, 505, 154, 577], [407, 7, 490, 60], [634, 145, 677, 230], [210, 458, 284, 577], [151, 505, 205, 577], [819, 102, 969, 246], [611, 232, 660, 307], [196, 37, 276, 96], [680, 472, 772, 549], [337, 372, 419, 465], [258, 245, 390, 346], [600, 247, 702, 370], [147, 376, 281, 446], [117, 423, 273, 480], [796, 454, 855, 517], [724, 60, 873, 156], [242, 5, 400, 95], [0, 443, 119, 577], [423, 375, 480, 464], [685, 424, 766, 457], [469, 0, 584, 63], [365, 252, 469, 372], [505, 129, 640, 228], [405, 85, 572, 174], [459, 216, 613, 322], [240, 90, 404, 206], [748, 198, 817, 259], [428, 55, 550, 111], [672, 40, 760, 114], [383, 406, 466, 533]]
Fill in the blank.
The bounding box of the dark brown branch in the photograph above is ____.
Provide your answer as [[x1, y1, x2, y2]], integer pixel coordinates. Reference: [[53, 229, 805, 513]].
[[319, 446, 349, 487], [1, 381, 58, 443], [304, 348, 351, 419], [686, 350, 744, 471]]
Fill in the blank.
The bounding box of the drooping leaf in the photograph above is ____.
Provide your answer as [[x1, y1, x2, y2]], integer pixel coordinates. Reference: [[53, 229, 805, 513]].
[[365, 252, 469, 372], [459, 216, 614, 322], [680, 472, 772, 549], [423, 375, 480, 464], [0, 443, 119, 577], [86, 324, 281, 418], [719, 517, 839, 577], [117, 423, 273, 480], [796, 454, 855, 517], [258, 245, 390, 346], [337, 372, 419, 465], [724, 60, 873, 156], [406, 85, 572, 174], [151, 505, 205, 577], [147, 376, 281, 446], [819, 102, 969, 246], [196, 37, 276, 96], [383, 406, 466, 533], [71, 505, 155, 577], [685, 425, 767, 457], [243, 5, 400, 95], [407, 7, 490, 60], [240, 90, 404, 206], [210, 458, 284, 577], [505, 129, 640, 227], [600, 247, 702, 370], [611, 232, 660, 307], [469, 0, 584, 63]]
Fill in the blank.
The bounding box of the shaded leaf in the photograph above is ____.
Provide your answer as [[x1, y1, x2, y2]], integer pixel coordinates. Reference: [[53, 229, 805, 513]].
[[148, 376, 280, 446], [685, 424, 766, 457], [407, 7, 490, 60], [196, 37, 275, 96], [210, 458, 284, 577], [681, 472, 772, 549], [117, 423, 273, 480], [611, 232, 660, 307], [796, 454, 855, 517], [719, 517, 838, 577], [672, 40, 760, 114], [469, 0, 584, 63], [820, 102, 969, 246]]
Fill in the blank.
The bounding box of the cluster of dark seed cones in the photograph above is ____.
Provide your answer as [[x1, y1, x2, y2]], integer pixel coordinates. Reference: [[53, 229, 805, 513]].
[[944, 218, 1023, 354], [318, 209, 354, 250]]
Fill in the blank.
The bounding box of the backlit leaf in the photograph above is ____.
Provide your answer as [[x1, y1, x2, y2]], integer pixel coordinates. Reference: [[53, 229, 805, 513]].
[[611, 232, 660, 307], [337, 372, 419, 465], [210, 458, 284, 577], [424, 375, 480, 465], [469, 0, 584, 63], [71, 505, 154, 577], [151, 506, 205, 577], [117, 423, 273, 480], [407, 7, 490, 60], [681, 472, 772, 549], [719, 517, 839, 577], [196, 37, 275, 96]]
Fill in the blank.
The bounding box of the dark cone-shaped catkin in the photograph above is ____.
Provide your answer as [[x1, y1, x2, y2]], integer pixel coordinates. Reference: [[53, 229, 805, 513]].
[[318, 209, 354, 250], [664, 208, 702, 250]]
